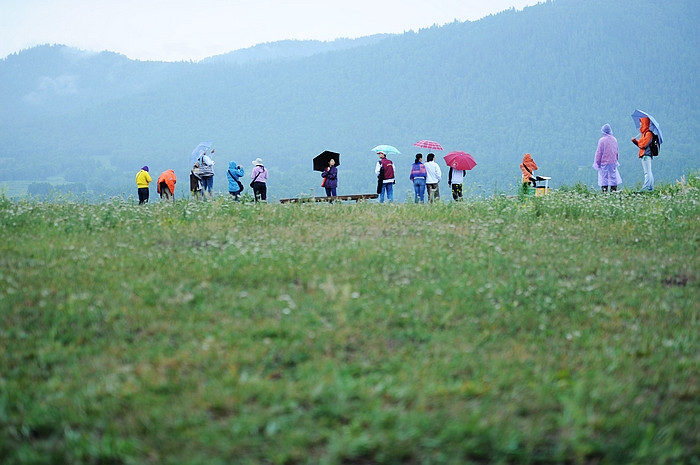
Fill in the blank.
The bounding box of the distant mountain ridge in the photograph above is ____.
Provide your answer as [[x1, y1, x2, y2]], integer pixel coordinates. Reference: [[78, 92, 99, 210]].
[[200, 35, 391, 65], [1, 0, 698, 199]]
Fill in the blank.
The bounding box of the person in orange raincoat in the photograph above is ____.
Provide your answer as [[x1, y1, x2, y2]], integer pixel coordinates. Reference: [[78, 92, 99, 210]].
[[520, 153, 538, 187], [157, 169, 177, 201], [631, 116, 654, 191]]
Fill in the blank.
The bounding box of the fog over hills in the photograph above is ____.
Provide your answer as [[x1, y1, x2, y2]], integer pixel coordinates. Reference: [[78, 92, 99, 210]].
[[1, 0, 698, 199]]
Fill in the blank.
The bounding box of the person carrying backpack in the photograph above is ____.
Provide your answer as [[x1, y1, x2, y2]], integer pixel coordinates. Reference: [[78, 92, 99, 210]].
[[632, 116, 655, 191]]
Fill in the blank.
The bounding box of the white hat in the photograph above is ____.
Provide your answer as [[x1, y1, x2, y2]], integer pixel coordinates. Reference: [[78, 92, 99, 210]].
[[253, 158, 264, 166]]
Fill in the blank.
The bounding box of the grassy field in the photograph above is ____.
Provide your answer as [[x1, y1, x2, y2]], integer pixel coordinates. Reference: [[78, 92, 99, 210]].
[[1, 179, 699, 465]]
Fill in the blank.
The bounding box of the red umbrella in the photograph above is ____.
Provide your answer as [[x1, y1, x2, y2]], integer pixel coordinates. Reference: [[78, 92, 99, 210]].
[[444, 151, 477, 170], [414, 140, 444, 151]]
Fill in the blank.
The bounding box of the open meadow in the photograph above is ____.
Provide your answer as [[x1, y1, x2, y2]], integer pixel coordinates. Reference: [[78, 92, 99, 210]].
[[1, 180, 699, 464]]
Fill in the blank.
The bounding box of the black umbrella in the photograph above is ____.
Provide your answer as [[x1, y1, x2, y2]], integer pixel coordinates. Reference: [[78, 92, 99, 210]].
[[313, 150, 340, 172]]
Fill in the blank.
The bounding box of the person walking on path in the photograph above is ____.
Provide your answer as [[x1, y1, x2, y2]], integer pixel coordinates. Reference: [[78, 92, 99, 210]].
[[375, 151, 395, 203], [157, 169, 177, 201], [251, 158, 268, 202], [198, 149, 216, 199], [448, 166, 466, 201], [593, 124, 621, 193], [424, 153, 441, 203], [632, 116, 655, 191], [409, 153, 427, 203], [321, 158, 338, 199], [226, 161, 245, 200], [135, 165, 152, 205]]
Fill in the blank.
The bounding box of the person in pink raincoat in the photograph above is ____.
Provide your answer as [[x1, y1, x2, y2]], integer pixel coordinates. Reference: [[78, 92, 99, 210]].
[[593, 123, 621, 192]]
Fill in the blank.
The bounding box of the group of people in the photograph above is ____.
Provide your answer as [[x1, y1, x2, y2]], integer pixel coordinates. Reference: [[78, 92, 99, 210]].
[[135, 152, 270, 204], [589, 116, 658, 193], [135, 166, 177, 205], [189, 153, 269, 202], [136, 117, 658, 204], [376, 151, 467, 203], [519, 116, 658, 193]]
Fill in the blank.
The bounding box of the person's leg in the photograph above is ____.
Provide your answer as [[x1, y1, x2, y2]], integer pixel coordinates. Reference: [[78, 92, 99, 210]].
[[417, 178, 426, 202], [641, 156, 654, 191], [206, 177, 214, 198], [379, 184, 386, 203], [413, 180, 420, 203], [386, 182, 394, 202], [138, 188, 149, 204], [260, 183, 267, 201], [647, 157, 654, 190]]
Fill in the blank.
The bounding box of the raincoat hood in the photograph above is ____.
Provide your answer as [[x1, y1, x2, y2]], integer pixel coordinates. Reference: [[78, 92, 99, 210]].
[[639, 117, 651, 134], [520, 153, 538, 182], [601, 124, 612, 135], [226, 161, 244, 193], [156, 169, 176, 195]]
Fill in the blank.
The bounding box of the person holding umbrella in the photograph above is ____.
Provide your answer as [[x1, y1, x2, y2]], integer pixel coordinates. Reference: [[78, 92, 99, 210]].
[[321, 158, 338, 199], [135, 165, 152, 205], [632, 116, 655, 191], [198, 149, 216, 199], [375, 151, 395, 203], [448, 166, 466, 201]]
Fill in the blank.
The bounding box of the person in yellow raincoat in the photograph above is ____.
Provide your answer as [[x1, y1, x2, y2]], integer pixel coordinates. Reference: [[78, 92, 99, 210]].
[[135, 166, 152, 204]]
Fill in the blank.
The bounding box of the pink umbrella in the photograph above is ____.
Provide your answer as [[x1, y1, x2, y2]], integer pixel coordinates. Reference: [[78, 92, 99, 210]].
[[444, 151, 477, 170], [414, 140, 444, 151]]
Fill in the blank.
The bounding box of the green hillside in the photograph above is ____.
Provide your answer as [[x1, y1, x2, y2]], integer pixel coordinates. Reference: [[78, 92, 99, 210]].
[[1, 178, 699, 463]]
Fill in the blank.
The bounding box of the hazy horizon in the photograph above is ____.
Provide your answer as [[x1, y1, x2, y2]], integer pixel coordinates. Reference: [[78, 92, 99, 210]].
[[1, 0, 540, 62]]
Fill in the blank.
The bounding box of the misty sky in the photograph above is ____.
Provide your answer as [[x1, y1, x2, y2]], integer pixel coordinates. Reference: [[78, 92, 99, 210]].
[[1, 0, 540, 61]]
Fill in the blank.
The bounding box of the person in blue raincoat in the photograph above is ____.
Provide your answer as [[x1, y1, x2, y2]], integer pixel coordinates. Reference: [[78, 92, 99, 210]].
[[226, 161, 245, 200]]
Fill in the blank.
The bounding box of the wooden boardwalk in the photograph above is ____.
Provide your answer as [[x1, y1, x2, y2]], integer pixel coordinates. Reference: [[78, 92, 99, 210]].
[[279, 193, 379, 204]]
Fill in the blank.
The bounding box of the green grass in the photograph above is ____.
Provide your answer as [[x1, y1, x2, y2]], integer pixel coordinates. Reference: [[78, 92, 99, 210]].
[[1, 177, 699, 464]]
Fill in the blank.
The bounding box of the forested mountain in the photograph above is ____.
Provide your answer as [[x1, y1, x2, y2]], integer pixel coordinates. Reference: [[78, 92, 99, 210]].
[[1, 0, 699, 200], [200, 35, 391, 65]]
